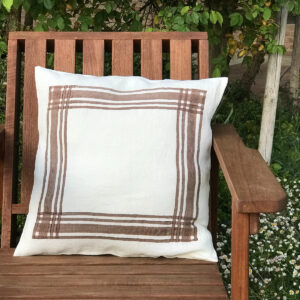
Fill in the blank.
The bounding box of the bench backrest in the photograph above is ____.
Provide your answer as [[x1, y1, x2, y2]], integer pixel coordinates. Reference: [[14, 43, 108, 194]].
[[1, 32, 209, 248]]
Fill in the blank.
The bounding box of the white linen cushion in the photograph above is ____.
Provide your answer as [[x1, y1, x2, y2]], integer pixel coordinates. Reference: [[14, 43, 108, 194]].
[[14, 66, 227, 261]]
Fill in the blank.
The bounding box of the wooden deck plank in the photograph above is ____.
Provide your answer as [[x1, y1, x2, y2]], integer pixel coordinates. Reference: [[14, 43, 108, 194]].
[[20, 39, 46, 216], [199, 39, 209, 79], [83, 40, 104, 76], [0, 264, 220, 275], [170, 40, 191, 80], [0, 285, 227, 299], [141, 40, 162, 80], [0, 274, 223, 287], [54, 40, 75, 72], [9, 32, 208, 40], [112, 40, 133, 76], [1, 39, 20, 248]]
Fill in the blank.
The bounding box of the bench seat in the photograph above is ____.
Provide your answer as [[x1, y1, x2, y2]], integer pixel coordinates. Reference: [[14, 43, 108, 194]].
[[0, 249, 227, 299]]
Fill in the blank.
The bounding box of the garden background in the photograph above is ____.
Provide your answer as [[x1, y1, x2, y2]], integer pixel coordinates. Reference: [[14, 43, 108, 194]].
[[0, 1, 299, 299]]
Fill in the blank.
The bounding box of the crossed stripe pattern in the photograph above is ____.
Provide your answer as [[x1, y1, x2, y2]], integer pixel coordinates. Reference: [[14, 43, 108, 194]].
[[33, 85, 206, 242]]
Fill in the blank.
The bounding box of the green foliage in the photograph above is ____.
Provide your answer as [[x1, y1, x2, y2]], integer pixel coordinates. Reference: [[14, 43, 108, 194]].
[[0, 0, 299, 77], [1, 0, 13, 11]]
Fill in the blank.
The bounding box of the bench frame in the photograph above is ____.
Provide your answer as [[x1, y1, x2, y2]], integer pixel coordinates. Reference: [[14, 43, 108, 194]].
[[0, 32, 286, 299]]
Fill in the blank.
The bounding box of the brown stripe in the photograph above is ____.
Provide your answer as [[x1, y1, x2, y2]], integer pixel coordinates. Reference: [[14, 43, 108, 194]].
[[53, 87, 65, 214], [50, 100, 203, 111], [48, 105, 203, 115], [184, 92, 198, 221], [53, 224, 195, 237], [51, 85, 207, 95], [171, 89, 183, 241], [177, 90, 188, 241], [54, 90, 205, 103], [34, 235, 194, 243], [36, 89, 52, 214], [43, 95, 59, 213], [56, 86, 71, 237], [37, 212, 196, 220], [36, 217, 193, 225]]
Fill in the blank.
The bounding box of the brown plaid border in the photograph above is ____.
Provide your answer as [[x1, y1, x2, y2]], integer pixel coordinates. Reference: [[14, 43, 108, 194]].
[[33, 85, 206, 242]]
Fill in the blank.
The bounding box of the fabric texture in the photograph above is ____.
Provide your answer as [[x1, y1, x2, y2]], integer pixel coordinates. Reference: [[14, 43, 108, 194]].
[[14, 67, 227, 261]]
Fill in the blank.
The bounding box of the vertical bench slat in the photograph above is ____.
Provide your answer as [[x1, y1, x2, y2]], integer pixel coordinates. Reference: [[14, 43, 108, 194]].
[[83, 40, 104, 76], [199, 40, 209, 79], [112, 40, 133, 76], [20, 39, 46, 214], [54, 40, 75, 72], [170, 40, 191, 80], [1, 40, 20, 248], [141, 40, 162, 80]]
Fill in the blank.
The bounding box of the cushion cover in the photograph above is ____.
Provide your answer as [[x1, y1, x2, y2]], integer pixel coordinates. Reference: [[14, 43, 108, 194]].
[[14, 66, 227, 261]]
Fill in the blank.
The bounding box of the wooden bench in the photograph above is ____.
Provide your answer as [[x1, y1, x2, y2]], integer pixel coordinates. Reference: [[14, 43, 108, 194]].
[[0, 32, 286, 299]]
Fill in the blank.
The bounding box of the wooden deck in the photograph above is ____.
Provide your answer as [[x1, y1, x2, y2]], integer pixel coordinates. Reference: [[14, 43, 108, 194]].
[[0, 249, 227, 299]]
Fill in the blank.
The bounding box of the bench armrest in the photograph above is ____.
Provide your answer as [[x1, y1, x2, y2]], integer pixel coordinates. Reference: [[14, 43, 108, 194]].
[[212, 124, 286, 213]]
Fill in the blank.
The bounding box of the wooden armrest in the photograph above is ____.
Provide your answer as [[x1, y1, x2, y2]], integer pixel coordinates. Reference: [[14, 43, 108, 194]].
[[212, 124, 286, 213]]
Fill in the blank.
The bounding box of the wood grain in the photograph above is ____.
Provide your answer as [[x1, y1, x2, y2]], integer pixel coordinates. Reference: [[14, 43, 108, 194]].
[[212, 124, 286, 213], [0, 125, 5, 214], [249, 213, 259, 234], [170, 40, 191, 80], [0, 250, 214, 265], [141, 40, 162, 79], [1, 39, 20, 248], [54, 40, 75, 72], [0, 264, 219, 275], [0, 286, 227, 299], [199, 39, 209, 79], [0, 274, 223, 287], [83, 40, 104, 76], [231, 199, 249, 300], [112, 40, 133, 76], [9, 31, 208, 41], [209, 148, 219, 246], [0, 249, 227, 299], [20, 39, 46, 215]]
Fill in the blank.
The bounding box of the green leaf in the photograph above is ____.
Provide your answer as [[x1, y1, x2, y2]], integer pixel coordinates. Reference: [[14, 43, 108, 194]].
[[44, 0, 54, 10], [2, 0, 13, 11], [94, 10, 107, 26], [191, 12, 199, 24], [34, 24, 44, 32], [173, 15, 184, 25], [57, 17, 65, 30], [212, 67, 221, 77], [199, 12, 209, 25], [209, 10, 218, 24], [23, 0, 31, 11], [145, 27, 153, 32], [229, 12, 243, 26], [0, 41, 8, 53], [181, 6, 189, 16], [13, 0, 23, 9], [216, 12, 223, 26], [81, 23, 89, 31], [105, 2, 112, 14], [193, 4, 201, 12], [271, 162, 282, 172], [263, 7, 271, 21]]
